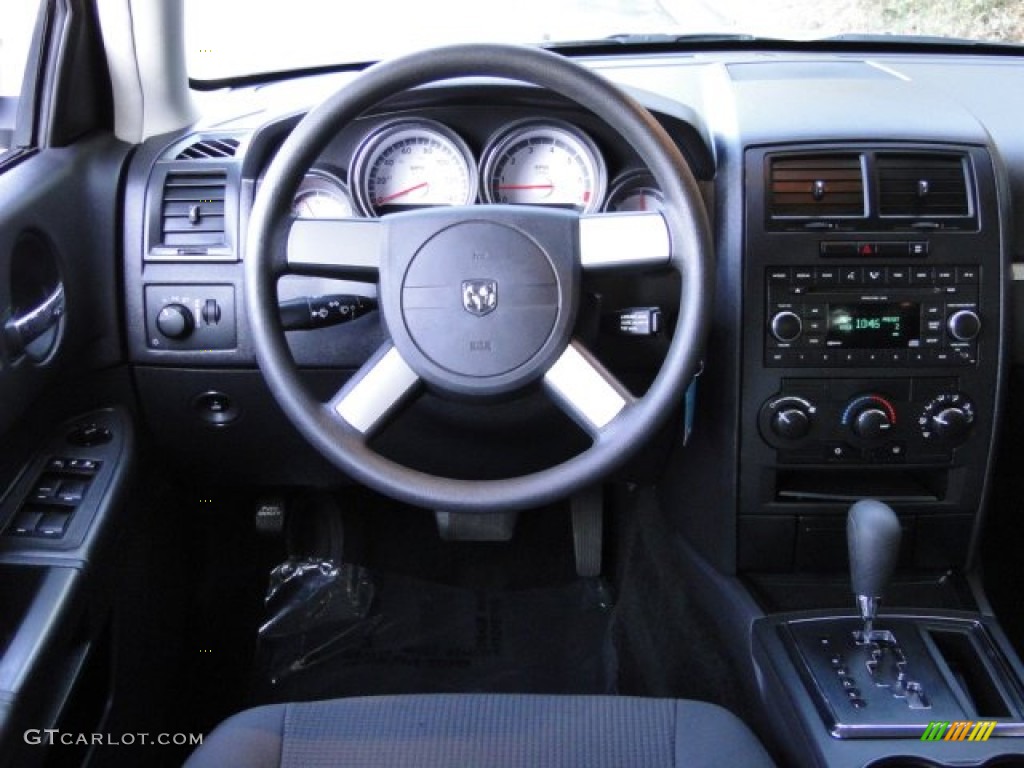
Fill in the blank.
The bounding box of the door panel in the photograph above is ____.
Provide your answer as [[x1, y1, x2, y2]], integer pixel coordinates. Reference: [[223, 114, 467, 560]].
[[0, 136, 129, 441]]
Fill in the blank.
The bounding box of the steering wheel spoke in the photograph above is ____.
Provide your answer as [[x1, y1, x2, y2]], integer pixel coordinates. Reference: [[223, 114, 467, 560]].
[[579, 212, 670, 271], [543, 340, 635, 437], [286, 218, 383, 280], [329, 343, 421, 437]]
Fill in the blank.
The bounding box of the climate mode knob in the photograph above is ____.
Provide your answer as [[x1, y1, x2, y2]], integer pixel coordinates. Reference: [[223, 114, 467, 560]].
[[156, 303, 195, 340], [947, 309, 981, 342], [920, 393, 975, 443], [770, 311, 803, 343]]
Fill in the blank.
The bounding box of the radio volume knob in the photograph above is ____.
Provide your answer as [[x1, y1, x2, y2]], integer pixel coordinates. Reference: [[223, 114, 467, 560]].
[[156, 303, 195, 340], [770, 311, 803, 343], [947, 310, 981, 342]]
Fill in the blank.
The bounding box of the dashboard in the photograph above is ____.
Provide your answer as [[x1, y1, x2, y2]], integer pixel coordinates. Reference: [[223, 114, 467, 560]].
[[105, 44, 1024, 768], [119, 49, 1024, 551]]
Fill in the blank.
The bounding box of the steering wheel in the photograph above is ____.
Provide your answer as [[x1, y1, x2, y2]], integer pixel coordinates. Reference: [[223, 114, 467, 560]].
[[246, 44, 712, 513]]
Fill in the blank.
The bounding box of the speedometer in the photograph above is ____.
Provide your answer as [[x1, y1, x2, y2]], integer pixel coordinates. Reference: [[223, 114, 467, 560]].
[[351, 119, 477, 216], [481, 120, 606, 213]]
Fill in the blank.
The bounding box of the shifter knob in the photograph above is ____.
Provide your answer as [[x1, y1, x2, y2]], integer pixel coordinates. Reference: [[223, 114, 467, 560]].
[[847, 499, 901, 637]]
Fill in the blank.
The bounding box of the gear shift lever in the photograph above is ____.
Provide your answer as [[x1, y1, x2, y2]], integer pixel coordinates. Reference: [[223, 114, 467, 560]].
[[847, 499, 901, 641]]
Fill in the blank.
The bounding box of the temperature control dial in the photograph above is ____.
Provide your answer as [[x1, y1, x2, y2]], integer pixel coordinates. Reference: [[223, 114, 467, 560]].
[[842, 395, 897, 442], [760, 395, 817, 445], [920, 393, 975, 443]]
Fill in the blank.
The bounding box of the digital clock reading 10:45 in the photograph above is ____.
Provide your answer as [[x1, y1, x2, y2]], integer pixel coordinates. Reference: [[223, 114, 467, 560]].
[[826, 303, 921, 349]]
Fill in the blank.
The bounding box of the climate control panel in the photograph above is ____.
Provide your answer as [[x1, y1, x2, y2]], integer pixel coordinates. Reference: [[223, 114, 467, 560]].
[[759, 377, 975, 465]]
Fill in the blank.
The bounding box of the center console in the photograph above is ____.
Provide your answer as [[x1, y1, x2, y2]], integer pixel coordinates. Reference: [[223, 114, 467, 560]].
[[739, 143, 1003, 575], [739, 145, 1021, 765]]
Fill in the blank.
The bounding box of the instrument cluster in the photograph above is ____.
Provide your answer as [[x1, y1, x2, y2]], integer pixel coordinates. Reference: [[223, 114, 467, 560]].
[[289, 116, 662, 219]]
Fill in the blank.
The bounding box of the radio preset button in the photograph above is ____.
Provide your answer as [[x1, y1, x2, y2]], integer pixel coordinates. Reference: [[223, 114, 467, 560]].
[[911, 267, 934, 284], [888, 267, 910, 284], [793, 269, 814, 286], [956, 267, 979, 284], [815, 268, 838, 285]]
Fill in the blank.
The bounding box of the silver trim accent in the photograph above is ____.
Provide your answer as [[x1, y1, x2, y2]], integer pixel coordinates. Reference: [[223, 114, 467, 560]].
[[543, 341, 628, 432], [3, 284, 65, 356], [287, 218, 382, 278], [578, 212, 670, 269], [334, 346, 420, 434]]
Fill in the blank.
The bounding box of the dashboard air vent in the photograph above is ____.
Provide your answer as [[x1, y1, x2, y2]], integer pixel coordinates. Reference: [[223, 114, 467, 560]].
[[877, 153, 969, 217], [768, 154, 866, 219], [176, 137, 240, 160], [160, 171, 227, 249]]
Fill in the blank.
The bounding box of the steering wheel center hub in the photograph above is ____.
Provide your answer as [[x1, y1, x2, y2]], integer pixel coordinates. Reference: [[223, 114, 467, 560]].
[[381, 209, 580, 397], [402, 220, 557, 377]]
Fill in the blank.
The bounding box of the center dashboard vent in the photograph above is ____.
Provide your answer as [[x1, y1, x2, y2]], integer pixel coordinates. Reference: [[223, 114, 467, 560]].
[[767, 154, 866, 220], [876, 153, 970, 218], [158, 171, 227, 251], [175, 137, 240, 160]]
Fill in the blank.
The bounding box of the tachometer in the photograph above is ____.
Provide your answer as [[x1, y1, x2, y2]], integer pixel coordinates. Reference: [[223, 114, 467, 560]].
[[481, 120, 606, 213], [604, 171, 664, 213], [351, 119, 477, 216], [291, 169, 356, 218]]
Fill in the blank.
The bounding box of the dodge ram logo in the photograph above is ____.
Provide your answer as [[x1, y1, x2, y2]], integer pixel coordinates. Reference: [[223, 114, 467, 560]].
[[462, 279, 498, 317]]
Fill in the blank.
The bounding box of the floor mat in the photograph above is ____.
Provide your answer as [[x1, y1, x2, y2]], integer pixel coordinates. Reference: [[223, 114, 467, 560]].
[[251, 562, 616, 705]]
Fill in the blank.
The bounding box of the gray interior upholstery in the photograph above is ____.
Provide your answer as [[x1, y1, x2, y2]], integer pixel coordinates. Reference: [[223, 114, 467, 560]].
[[184, 693, 776, 767]]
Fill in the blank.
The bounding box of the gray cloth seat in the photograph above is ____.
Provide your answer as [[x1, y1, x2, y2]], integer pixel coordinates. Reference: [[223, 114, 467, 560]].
[[184, 693, 776, 767]]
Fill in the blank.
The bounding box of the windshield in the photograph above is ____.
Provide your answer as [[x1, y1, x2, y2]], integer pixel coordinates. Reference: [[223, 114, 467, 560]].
[[185, 0, 1024, 81]]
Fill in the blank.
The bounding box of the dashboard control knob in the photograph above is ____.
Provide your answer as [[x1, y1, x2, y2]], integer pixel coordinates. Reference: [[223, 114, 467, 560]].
[[947, 309, 981, 342], [853, 407, 893, 440], [760, 395, 817, 446], [770, 311, 803, 343], [842, 395, 897, 442], [919, 393, 975, 443], [156, 303, 195, 340], [772, 407, 812, 440], [929, 407, 972, 441]]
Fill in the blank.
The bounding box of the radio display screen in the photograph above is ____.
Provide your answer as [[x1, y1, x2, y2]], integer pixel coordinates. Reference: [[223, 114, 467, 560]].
[[827, 303, 920, 348]]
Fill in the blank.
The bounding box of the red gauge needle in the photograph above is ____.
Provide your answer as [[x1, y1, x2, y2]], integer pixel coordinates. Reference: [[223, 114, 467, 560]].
[[375, 181, 428, 205], [497, 183, 555, 190]]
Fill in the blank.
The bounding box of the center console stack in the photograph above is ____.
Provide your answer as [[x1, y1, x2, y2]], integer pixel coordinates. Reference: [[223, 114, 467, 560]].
[[739, 144, 1024, 765]]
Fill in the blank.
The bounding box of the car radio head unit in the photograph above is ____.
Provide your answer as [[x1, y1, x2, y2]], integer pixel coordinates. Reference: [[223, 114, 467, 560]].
[[765, 264, 980, 368]]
